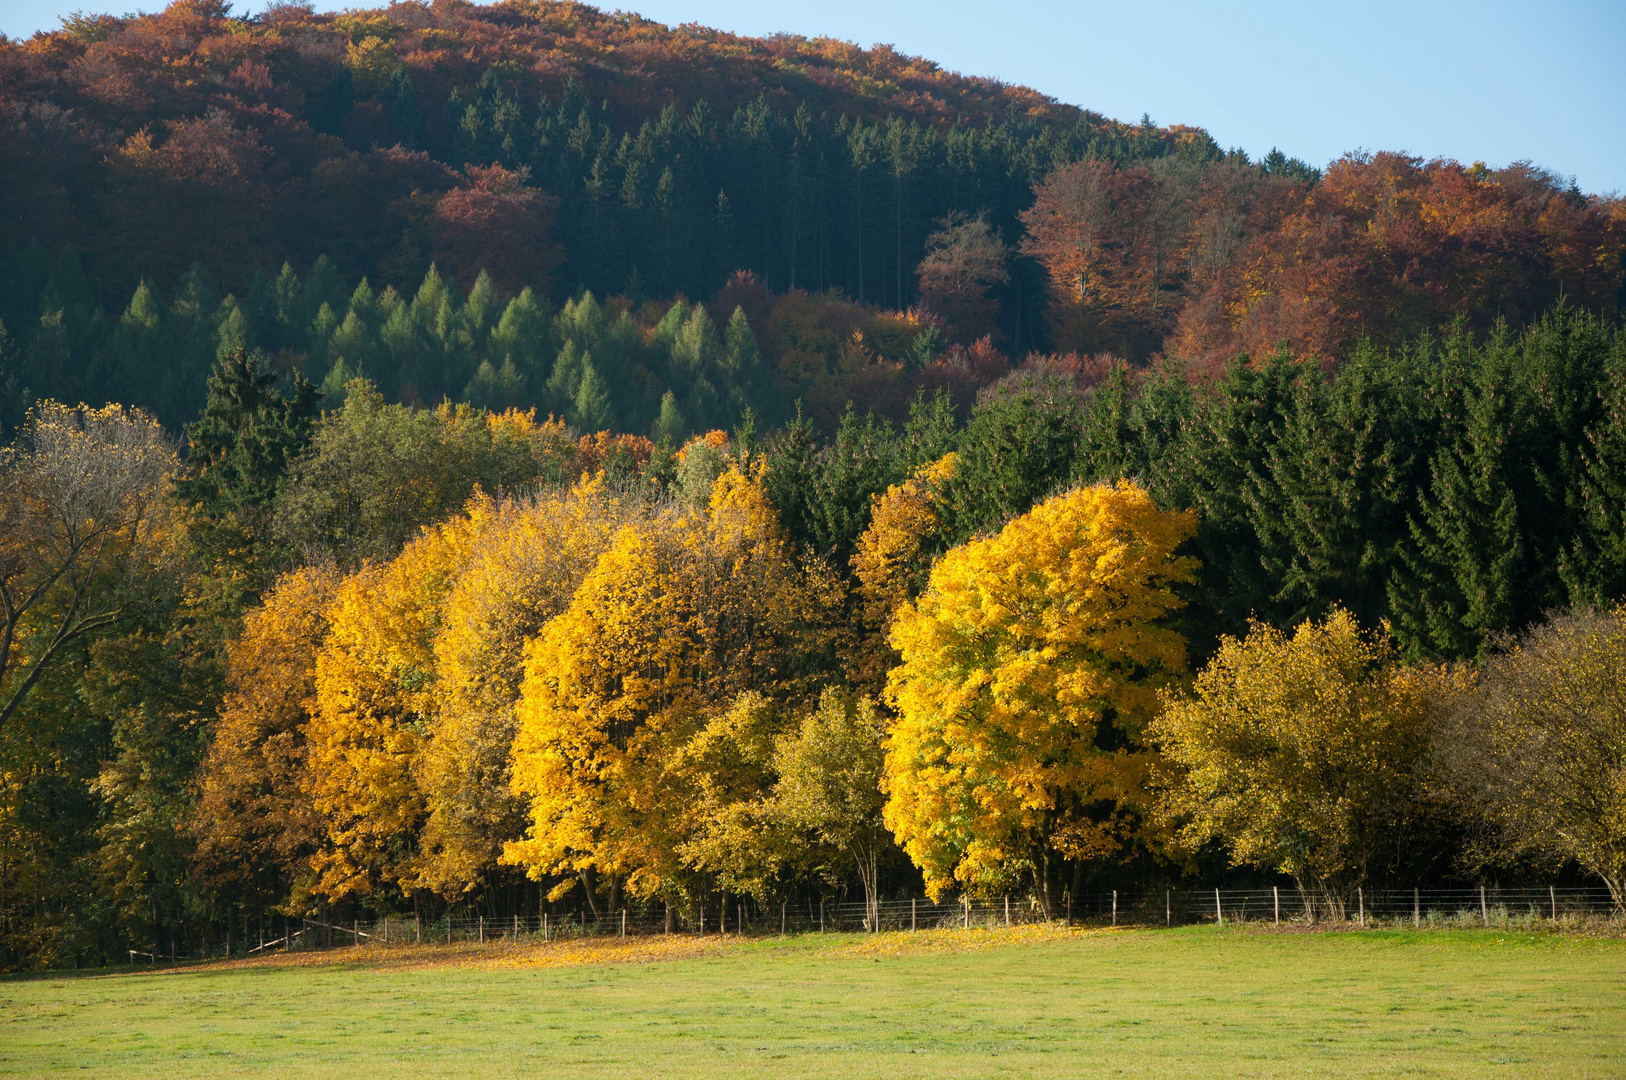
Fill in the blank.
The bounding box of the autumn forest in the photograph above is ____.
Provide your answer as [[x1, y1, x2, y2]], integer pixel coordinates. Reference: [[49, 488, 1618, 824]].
[[1, 0, 1624, 970]]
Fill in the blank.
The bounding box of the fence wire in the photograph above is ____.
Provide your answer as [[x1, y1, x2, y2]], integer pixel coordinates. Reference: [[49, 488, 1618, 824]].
[[168, 884, 1615, 962]]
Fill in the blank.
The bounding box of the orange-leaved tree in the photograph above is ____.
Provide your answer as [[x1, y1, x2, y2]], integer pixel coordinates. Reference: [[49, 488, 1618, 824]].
[[883, 480, 1197, 909], [189, 565, 340, 907]]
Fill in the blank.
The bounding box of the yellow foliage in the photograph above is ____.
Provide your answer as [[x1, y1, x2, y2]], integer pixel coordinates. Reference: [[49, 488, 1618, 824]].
[[882, 481, 1197, 899], [851, 451, 957, 637], [504, 465, 840, 900], [1150, 609, 1430, 899], [416, 478, 648, 897], [306, 500, 493, 900]]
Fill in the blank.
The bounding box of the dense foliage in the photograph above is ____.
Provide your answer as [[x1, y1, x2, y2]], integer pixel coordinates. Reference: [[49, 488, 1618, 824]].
[[1, 0, 1625, 971], [4, 0, 1620, 438]]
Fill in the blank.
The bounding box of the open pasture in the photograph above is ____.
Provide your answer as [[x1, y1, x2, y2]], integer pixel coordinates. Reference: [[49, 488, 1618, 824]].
[[3, 925, 1622, 1079]]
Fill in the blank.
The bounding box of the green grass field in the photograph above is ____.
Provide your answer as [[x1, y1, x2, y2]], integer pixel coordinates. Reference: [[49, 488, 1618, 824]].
[[2, 926, 1622, 1078]]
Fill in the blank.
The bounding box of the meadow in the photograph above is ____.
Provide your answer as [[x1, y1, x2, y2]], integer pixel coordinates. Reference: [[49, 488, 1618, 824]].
[[2, 925, 1622, 1079]]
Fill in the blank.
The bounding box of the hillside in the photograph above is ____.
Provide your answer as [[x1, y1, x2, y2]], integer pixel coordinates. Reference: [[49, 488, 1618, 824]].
[[1, 0, 1622, 434]]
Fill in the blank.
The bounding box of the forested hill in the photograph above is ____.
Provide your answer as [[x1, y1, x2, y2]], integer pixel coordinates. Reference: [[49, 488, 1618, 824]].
[[2, 0, 1622, 436], [1, 0, 1199, 311]]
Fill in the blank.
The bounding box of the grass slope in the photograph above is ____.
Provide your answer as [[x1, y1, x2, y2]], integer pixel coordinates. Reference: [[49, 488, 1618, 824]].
[[2, 926, 1622, 1078]]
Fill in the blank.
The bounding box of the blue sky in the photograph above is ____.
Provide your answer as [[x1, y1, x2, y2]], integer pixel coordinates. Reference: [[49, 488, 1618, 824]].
[[5, 0, 1623, 193]]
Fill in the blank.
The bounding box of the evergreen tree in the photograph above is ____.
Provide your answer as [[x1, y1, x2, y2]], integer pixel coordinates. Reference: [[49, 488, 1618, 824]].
[[177, 348, 320, 608], [945, 366, 1084, 540], [652, 388, 687, 447], [1389, 333, 1528, 659], [572, 360, 614, 431]]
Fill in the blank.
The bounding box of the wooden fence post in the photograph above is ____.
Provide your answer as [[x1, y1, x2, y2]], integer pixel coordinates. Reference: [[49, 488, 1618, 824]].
[[479, 916, 484, 944], [1004, 895, 1010, 928], [1480, 885, 1488, 925], [963, 897, 969, 931], [1111, 890, 1117, 928], [1550, 885, 1557, 921], [1165, 889, 1170, 928], [1413, 887, 1420, 929], [1214, 888, 1223, 927], [544, 912, 549, 941], [1273, 886, 1279, 927], [621, 909, 626, 938], [1358, 887, 1364, 927]]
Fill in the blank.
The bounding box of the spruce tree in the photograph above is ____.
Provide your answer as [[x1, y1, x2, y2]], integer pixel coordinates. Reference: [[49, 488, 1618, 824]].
[[178, 348, 319, 608], [1389, 331, 1527, 658]]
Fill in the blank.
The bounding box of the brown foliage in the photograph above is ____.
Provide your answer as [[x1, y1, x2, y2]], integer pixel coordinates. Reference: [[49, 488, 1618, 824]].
[[431, 164, 564, 294], [189, 566, 340, 901], [1172, 154, 1626, 371]]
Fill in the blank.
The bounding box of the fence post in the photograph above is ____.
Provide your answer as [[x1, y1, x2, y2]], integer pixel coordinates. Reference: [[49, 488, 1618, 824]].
[[1550, 885, 1557, 922], [1004, 895, 1010, 928], [1273, 886, 1279, 927], [911, 898, 916, 932], [1480, 885, 1488, 926], [514, 913, 519, 940], [479, 916, 484, 944], [544, 912, 549, 941], [963, 897, 969, 931], [621, 909, 626, 938], [1357, 887, 1364, 927], [1413, 887, 1420, 929], [781, 902, 786, 936], [700, 905, 705, 936], [415, 915, 420, 944], [1166, 889, 1170, 928], [1112, 890, 1117, 928], [1215, 888, 1223, 927]]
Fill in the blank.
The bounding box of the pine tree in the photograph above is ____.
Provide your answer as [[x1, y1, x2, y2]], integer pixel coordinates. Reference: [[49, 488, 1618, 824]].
[[547, 340, 587, 417], [1390, 334, 1527, 659], [1564, 325, 1626, 604], [178, 348, 320, 606], [572, 360, 614, 432], [652, 388, 686, 447]]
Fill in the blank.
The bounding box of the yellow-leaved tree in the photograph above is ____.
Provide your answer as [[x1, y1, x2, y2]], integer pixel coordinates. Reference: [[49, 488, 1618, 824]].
[[849, 452, 957, 690], [415, 478, 649, 898], [504, 465, 841, 910], [305, 499, 492, 903], [1150, 609, 1432, 911], [883, 480, 1197, 908]]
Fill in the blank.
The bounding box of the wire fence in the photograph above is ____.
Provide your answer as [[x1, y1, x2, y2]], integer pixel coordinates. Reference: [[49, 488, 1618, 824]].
[[144, 884, 1614, 964]]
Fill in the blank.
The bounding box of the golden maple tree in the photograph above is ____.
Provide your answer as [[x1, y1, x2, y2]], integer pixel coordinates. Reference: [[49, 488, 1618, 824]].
[[882, 480, 1197, 905]]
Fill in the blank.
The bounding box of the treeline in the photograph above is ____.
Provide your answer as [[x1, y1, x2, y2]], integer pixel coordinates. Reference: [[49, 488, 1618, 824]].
[[0, 253, 1012, 435], [1, 304, 1623, 968]]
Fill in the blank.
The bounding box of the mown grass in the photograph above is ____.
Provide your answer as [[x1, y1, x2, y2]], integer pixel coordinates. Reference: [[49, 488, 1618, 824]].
[[2, 925, 1622, 1078]]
